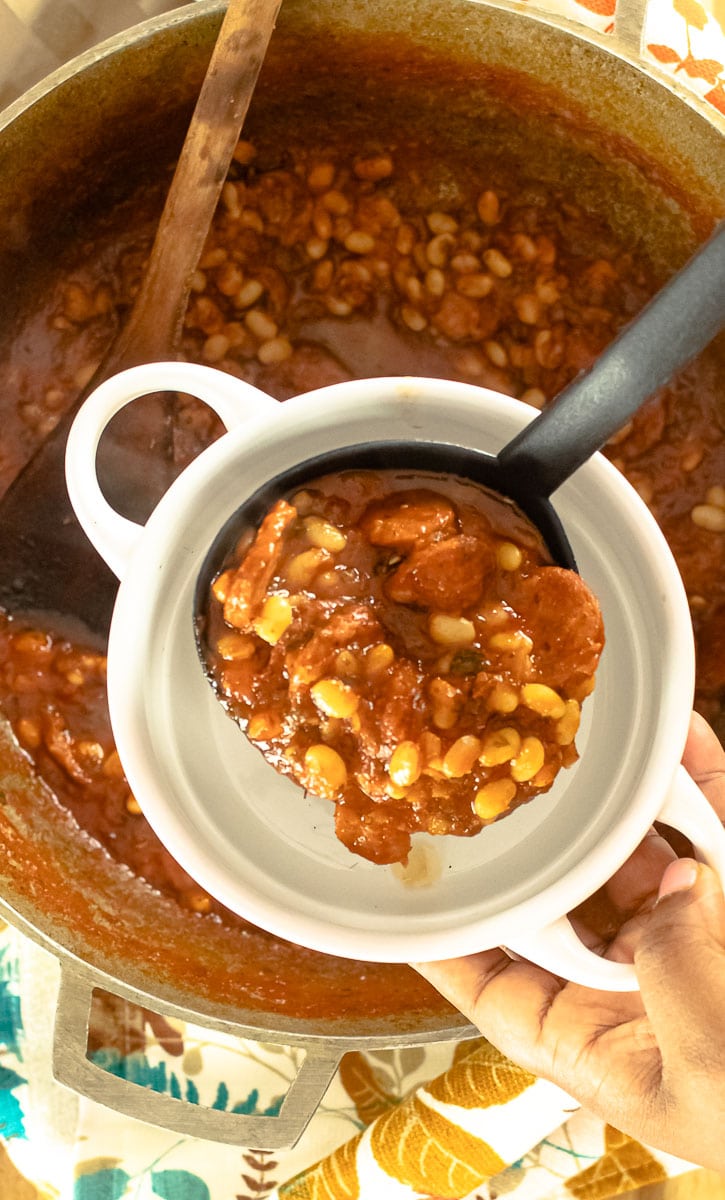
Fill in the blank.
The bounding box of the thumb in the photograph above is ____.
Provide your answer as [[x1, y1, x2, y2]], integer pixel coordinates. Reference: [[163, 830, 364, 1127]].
[[635, 858, 725, 1060]]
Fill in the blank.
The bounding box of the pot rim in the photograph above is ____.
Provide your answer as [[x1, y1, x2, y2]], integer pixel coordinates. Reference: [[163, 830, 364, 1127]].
[[1, 0, 723, 142], [0, 0, 721, 1042]]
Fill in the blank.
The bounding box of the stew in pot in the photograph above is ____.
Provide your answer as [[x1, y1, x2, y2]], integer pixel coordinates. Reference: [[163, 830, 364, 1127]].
[[0, 113, 722, 972]]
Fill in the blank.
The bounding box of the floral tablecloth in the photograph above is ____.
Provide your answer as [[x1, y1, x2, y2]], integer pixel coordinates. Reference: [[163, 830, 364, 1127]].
[[0, 920, 702, 1199], [0, 3, 723, 1199]]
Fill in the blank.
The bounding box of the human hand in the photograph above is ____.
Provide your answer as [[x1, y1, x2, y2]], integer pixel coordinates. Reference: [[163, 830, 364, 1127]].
[[413, 712, 725, 1170]]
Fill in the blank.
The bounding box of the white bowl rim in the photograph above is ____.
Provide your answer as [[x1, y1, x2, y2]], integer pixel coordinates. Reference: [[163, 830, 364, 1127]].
[[100, 374, 694, 962]]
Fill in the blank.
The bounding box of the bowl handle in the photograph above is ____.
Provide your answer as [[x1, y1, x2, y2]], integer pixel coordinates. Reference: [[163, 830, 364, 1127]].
[[504, 765, 725, 991], [64, 362, 280, 581], [52, 960, 343, 1149]]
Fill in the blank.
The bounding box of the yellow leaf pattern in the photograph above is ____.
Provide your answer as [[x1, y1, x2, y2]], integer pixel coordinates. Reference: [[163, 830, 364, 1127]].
[[370, 1093, 505, 1198], [279, 1131, 362, 1200], [565, 1125, 668, 1198], [0, 1143, 40, 1200], [338, 1052, 399, 1125], [451, 1036, 488, 1065], [705, 0, 725, 33], [674, 0, 709, 27], [428, 1039, 536, 1110]]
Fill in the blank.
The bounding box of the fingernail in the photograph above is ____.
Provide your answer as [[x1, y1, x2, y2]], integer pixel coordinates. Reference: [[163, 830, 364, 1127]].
[[657, 858, 698, 901]]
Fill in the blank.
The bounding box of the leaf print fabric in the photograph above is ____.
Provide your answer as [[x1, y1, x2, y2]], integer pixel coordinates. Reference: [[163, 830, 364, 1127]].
[[238, 1152, 282, 1199], [0, 1064, 27, 1139], [279, 1132, 363, 1199], [370, 1094, 506, 1196], [276, 1041, 577, 1199], [0, 1140, 39, 1200], [338, 1054, 399, 1126], [74, 1167, 131, 1200], [151, 1170, 212, 1200], [564, 1126, 669, 1198], [0, 894, 704, 1200], [573, 0, 617, 17], [0, 942, 24, 1059], [0, 5, 724, 1200], [427, 1041, 536, 1110], [644, 0, 725, 111]]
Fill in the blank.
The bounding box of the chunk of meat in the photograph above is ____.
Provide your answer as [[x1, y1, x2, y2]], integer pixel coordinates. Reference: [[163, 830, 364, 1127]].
[[357, 659, 427, 758], [286, 605, 384, 691], [504, 567, 605, 687], [223, 499, 297, 630], [42, 707, 95, 785], [432, 292, 499, 341], [359, 489, 457, 549], [335, 795, 414, 865], [386, 535, 494, 609], [219, 658, 262, 709]]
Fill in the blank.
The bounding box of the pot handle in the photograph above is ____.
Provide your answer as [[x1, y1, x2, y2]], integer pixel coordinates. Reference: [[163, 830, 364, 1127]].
[[504, 765, 725, 991], [52, 961, 343, 1149], [65, 361, 279, 581]]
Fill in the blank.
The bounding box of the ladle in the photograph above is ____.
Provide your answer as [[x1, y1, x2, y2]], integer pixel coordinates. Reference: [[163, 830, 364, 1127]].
[[197, 220, 725, 593], [0, 0, 281, 633]]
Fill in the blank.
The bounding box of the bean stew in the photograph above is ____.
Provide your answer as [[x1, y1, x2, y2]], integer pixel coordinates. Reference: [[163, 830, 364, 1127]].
[[0, 114, 722, 956], [201, 470, 604, 864]]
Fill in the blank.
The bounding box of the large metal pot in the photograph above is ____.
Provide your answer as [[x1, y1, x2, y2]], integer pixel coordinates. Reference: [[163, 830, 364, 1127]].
[[0, 0, 722, 1148]]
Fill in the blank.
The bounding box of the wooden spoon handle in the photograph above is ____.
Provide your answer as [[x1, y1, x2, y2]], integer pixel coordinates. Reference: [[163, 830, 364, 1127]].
[[0, 0, 282, 629], [105, 0, 282, 372]]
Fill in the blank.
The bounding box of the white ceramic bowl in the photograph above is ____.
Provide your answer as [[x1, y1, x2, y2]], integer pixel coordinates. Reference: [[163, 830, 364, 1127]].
[[65, 362, 725, 988]]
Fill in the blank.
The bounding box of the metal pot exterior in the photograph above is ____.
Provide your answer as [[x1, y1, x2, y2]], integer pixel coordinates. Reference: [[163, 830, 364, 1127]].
[[0, 0, 722, 1145]]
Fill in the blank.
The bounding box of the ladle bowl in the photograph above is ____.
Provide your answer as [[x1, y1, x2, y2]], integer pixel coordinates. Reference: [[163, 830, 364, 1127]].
[[65, 361, 725, 990]]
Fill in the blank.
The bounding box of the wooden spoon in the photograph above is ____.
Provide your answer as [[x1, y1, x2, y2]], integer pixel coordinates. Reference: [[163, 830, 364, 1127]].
[[0, 0, 282, 634]]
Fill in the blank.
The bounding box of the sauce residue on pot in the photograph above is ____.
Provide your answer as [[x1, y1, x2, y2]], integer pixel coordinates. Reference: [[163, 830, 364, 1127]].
[[200, 469, 603, 864]]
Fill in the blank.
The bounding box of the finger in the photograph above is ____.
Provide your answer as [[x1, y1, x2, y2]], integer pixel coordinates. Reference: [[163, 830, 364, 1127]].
[[415, 941, 649, 1092], [635, 858, 725, 1065], [579, 714, 724, 935], [602, 904, 655, 964], [683, 711, 725, 820], [411, 950, 564, 1053], [583, 714, 724, 935], [600, 827, 677, 919]]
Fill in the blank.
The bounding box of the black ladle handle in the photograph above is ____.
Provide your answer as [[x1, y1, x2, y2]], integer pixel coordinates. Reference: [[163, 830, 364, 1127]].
[[498, 221, 725, 498]]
